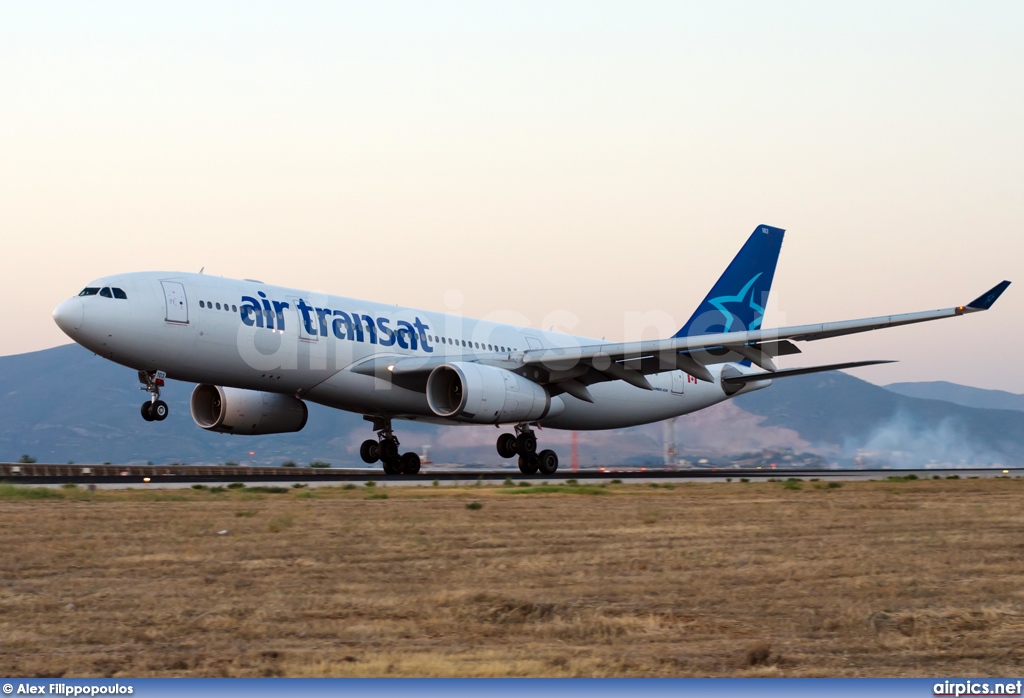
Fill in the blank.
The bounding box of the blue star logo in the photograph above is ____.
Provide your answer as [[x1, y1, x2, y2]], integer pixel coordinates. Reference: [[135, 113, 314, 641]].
[[708, 273, 765, 332]]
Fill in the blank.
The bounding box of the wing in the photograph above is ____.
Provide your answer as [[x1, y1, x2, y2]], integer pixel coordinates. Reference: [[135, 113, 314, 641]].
[[355, 281, 1010, 400], [515, 280, 1012, 397]]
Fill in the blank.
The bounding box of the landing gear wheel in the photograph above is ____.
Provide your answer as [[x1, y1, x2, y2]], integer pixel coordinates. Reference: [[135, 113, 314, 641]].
[[151, 400, 169, 421], [360, 439, 380, 464], [382, 458, 401, 475], [400, 452, 421, 475], [379, 438, 400, 462], [140, 402, 154, 422], [517, 432, 537, 457], [496, 433, 518, 459], [537, 449, 558, 475], [518, 454, 539, 475]]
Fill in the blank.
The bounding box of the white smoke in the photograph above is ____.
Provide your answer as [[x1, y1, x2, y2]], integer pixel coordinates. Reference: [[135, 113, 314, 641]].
[[841, 410, 1007, 468]]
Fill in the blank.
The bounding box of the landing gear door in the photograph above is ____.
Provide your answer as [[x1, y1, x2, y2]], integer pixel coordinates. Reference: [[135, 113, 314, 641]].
[[161, 281, 189, 324]]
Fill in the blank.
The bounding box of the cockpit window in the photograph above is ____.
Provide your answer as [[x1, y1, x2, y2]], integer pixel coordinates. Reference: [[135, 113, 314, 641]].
[[79, 287, 100, 296], [99, 287, 112, 298], [112, 288, 127, 299]]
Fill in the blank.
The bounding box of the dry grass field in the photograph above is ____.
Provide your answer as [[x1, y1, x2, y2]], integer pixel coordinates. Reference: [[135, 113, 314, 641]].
[[1, 476, 1023, 678]]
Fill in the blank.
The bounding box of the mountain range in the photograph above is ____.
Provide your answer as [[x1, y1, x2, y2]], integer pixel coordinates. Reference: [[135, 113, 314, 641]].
[[1, 344, 1021, 467], [884, 381, 1024, 412]]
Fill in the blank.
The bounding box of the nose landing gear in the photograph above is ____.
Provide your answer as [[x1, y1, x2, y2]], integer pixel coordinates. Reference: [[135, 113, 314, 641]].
[[139, 370, 168, 422], [360, 415, 421, 475], [496, 425, 558, 475]]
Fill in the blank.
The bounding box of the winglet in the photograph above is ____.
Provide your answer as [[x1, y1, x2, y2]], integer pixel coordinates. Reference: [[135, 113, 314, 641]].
[[965, 280, 1011, 311]]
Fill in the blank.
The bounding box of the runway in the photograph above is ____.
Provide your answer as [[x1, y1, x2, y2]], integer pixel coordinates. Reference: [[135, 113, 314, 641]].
[[1, 462, 1019, 486]]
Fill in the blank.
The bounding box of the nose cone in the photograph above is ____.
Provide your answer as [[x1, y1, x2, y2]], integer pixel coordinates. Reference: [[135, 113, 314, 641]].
[[53, 298, 84, 337]]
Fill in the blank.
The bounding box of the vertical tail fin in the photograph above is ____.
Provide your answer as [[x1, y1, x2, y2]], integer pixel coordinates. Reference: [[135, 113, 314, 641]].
[[674, 224, 785, 338]]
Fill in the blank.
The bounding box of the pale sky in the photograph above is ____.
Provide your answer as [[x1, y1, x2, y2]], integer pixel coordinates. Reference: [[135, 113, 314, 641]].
[[2, 1, 1022, 390]]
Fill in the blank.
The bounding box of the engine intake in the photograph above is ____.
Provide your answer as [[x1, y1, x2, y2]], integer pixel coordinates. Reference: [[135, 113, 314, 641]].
[[190, 384, 308, 435], [426, 362, 554, 424]]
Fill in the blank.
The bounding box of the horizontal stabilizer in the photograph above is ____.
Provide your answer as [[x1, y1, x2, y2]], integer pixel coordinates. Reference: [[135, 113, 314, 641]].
[[721, 360, 896, 385]]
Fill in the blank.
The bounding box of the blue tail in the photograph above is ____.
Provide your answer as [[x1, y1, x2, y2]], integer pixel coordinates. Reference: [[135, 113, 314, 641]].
[[674, 224, 785, 338]]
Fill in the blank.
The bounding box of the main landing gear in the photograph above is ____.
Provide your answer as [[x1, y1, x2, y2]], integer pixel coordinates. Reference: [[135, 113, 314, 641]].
[[497, 424, 558, 475], [359, 415, 421, 475], [138, 370, 168, 422]]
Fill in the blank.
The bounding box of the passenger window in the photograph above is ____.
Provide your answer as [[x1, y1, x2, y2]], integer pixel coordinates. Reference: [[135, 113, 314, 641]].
[[112, 288, 127, 299], [461, 340, 466, 347], [78, 287, 99, 296], [216, 302, 221, 310], [99, 287, 112, 298], [232, 305, 237, 312]]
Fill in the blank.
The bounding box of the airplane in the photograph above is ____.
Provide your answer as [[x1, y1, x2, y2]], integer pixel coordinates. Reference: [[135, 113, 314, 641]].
[[51, 225, 1010, 475]]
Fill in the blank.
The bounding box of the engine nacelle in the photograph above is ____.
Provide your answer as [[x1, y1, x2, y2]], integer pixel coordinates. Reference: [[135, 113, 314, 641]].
[[426, 362, 555, 424], [190, 384, 308, 435]]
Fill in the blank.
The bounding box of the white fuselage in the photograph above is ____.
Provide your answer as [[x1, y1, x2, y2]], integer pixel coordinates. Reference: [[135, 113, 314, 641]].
[[54, 272, 764, 430]]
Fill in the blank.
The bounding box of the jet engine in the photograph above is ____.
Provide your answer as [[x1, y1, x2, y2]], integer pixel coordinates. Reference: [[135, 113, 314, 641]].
[[426, 362, 558, 424], [190, 384, 308, 435]]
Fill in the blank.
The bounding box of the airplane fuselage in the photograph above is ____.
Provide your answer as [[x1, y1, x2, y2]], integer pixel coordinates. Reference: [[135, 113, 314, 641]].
[[54, 271, 751, 431]]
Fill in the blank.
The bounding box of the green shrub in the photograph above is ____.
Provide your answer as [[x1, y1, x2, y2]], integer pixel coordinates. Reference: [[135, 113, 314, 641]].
[[827, 482, 843, 489], [368, 492, 389, 499], [18, 455, 37, 464], [466, 501, 483, 510], [342, 484, 357, 490], [235, 510, 257, 517], [191, 484, 208, 490], [292, 483, 308, 489], [227, 482, 245, 489], [61, 483, 78, 489], [295, 491, 314, 499], [0, 484, 63, 500], [244, 486, 289, 494], [565, 479, 578, 486], [208, 486, 227, 493], [740, 478, 750, 483], [309, 461, 331, 468], [279, 460, 297, 468], [610, 479, 623, 485], [503, 477, 514, 487], [365, 480, 376, 488]]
